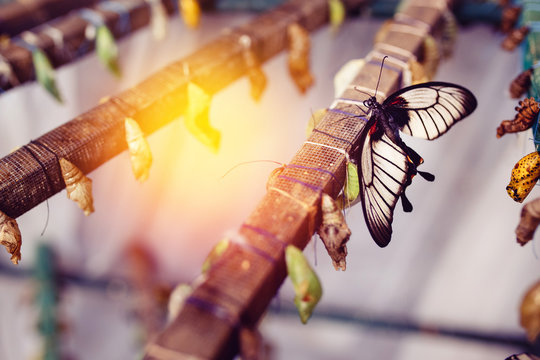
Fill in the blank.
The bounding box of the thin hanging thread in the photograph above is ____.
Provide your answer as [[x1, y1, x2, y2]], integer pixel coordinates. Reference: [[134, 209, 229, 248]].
[[21, 145, 56, 236]]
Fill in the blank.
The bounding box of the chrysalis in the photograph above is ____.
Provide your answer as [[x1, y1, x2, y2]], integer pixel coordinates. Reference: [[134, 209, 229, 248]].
[[32, 49, 62, 103], [317, 193, 351, 271], [501, 5, 521, 34], [344, 161, 359, 204], [185, 82, 221, 153], [59, 158, 94, 216], [285, 245, 322, 324], [497, 97, 539, 138], [506, 151, 540, 203], [239, 36, 267, 102], [515, 196, 540, 246], [328, 0, 345, 34], [167, 283, 193, 322], [520, 280, 540, 342], [287, 23, 314, 94], [148, 0, 168, 40], [305, 108, 327, 138], [502, 26, 530, 51], [0, 210, 22, 265], [201, 238, 230, 274], [96, 25, 121, 77], [125, 117, 153, 182], [509, 68, 533, 99], [179, 0, 201, 29]]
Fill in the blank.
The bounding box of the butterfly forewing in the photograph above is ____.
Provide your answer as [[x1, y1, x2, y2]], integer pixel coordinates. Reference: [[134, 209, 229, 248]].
[[360, 131, 409, 247], [383, 82, 477, 140]]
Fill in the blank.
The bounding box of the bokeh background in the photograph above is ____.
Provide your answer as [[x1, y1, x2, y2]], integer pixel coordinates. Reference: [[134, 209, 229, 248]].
[[0, 6, 537, 360]]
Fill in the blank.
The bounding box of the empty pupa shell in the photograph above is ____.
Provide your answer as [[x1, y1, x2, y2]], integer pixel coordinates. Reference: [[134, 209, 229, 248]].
[[59, 158, 94, 216], [317, 193, 351, 271], [0, 210, 21, 265], [507, 151, 540, 203], [125, 117, 153, 182]]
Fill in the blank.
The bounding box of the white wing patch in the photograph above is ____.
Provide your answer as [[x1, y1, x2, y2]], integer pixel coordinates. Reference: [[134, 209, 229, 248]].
[[396, 84, 476, 140], [360, 131, 409, 247]]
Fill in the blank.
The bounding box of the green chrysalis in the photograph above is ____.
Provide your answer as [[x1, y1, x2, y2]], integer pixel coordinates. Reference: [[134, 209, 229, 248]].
[[344, 161, 360, 203], [201, 238, 230, 273], [32, 49, 62, 103], [329, 0, 345, 34], [285, 245, 322, 324], [96, 25, 121, 78]]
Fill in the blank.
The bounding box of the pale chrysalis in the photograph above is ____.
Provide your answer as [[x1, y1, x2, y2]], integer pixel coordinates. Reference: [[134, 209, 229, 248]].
[[59, 158, 94, 216], [125, 117, 153, 182], [0, 210, 22, 265]]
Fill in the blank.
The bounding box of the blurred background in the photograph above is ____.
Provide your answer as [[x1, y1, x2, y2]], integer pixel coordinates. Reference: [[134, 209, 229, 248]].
[[0, 1, 538, 359]]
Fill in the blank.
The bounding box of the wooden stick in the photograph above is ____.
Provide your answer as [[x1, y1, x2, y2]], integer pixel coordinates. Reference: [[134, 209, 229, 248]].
[[144, 1, 451, 359]]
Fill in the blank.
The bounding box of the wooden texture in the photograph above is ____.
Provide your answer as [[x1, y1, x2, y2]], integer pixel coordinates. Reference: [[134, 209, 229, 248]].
[[0, 0, 100, 36], [0, 0, 365, 213], [0, 0, 178, 91], [144, 1, 451, 359]]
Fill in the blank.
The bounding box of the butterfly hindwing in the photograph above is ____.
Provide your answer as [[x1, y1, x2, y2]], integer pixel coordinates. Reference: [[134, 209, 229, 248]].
[[359, 125, 409, 247], [382, 82, 477, 140]]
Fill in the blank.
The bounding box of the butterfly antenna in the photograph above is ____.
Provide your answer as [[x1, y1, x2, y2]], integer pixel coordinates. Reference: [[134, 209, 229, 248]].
[[374, 56, 388, 98]]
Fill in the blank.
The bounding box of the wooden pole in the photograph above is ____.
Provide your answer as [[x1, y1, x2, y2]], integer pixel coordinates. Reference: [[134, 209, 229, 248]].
[[144, 0, 452, 358]]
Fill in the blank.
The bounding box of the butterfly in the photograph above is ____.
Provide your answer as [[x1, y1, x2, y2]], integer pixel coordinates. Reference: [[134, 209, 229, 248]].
[[349, 59, 477, 247]]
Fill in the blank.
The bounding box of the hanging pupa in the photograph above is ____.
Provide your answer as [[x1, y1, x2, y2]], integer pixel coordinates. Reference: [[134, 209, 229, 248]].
[[502, 26, 530, 51], [520, 280, 540, 342], [501, 5, 521, 34], [497, 97, 539, 138], [285, 245, 322, 324], [201, 238, 230, 274], [0, 210, 22, 265], [506, 151, 540, 203], [317, 193, 351, 271], [147, 0, 168, 40], [179, 0, 201, 29], [32, 48, 62, 103], [59, 158, 94, 216], [509, 68, 533, 99], [96, 25, 121, 77], [515, 196, 540, 246], [343, 161, 359, 204], [239, 35, 267, 102], [287, 23, 314, 94], [185, 81, 221, 153], [125, 117, 153, 182], [328, 0, 345, 35]]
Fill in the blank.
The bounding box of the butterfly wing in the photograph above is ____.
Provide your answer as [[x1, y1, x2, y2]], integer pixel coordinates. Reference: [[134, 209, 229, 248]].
[[358, 122, 410, 247], [382, 82, 477, 140]]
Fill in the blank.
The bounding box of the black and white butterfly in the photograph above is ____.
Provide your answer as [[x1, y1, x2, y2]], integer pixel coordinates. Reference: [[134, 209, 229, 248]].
[[349, 61, 477, 247]]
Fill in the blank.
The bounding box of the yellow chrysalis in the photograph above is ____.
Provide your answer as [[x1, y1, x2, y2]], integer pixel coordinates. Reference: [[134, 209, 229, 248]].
[[185, 82, 221, 153], [507, 151, 540, 203], [125, 117, 153, 182]]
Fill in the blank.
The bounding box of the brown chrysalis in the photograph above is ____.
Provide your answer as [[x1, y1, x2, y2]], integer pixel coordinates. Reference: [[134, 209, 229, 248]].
[[497, 97, 539, 138], [317, 193, 351, 271]]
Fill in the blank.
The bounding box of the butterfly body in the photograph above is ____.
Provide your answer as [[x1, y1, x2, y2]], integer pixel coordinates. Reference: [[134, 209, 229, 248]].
[[350, 82, 477, 247]]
